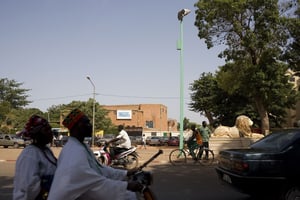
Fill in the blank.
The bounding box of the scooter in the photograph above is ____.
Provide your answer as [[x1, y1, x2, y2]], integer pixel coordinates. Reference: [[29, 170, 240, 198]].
[[93, 141, 139, 170], [130, 149, 163, 200]]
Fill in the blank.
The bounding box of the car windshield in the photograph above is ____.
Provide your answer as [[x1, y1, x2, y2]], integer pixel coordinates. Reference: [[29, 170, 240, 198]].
[[251, 129, 300, 152]]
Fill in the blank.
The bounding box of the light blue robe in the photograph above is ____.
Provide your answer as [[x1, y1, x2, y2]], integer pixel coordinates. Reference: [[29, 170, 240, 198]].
[[47, 137, 137, 200], [13, 145, 56, 200]]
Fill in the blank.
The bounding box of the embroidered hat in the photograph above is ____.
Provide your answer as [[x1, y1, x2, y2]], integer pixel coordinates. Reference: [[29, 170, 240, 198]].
[[63, 109, 85, 130], [20, 115, 50, 138]]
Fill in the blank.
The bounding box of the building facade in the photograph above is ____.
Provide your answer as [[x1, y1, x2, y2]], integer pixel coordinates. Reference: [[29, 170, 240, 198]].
[[102, 104, 178, 133]]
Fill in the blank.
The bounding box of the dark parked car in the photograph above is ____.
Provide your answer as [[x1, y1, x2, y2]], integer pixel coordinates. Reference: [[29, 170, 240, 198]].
[[215, 129, 300, 200], [159, 136, 170, 146], [167, 136, 179, 146]]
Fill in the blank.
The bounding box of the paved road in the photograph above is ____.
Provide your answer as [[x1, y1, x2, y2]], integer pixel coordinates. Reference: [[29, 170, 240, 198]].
[[0, 146, 250, 200]]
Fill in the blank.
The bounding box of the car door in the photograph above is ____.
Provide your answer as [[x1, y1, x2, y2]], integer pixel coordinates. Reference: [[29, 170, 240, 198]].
[[284, 139, 300, 179]]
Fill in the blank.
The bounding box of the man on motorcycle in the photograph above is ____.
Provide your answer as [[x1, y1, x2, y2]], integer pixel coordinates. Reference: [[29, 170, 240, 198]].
[[108, 125, 132, 159]]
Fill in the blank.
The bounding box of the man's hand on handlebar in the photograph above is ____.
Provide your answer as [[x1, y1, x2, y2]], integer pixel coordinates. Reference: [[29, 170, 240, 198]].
[[127, 181, 144, 192], [127, 168, 139, 177]]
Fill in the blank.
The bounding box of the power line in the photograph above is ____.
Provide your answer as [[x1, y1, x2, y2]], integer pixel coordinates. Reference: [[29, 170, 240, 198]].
[[31, 94, 90, 101], [97, 93, 180, 99], [31, 93, 191, 102]]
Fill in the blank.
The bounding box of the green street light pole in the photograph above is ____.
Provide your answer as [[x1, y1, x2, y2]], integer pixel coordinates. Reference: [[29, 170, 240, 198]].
[[177, 9, 191, 150], [86, 75, 96, 148]]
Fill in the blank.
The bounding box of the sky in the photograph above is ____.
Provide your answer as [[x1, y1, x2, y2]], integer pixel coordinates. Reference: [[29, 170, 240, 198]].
[[1, 0, 225, 124]]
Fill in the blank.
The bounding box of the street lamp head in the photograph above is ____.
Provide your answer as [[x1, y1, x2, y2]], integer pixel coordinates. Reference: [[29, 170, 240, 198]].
[[86, 75, 91, 80], [178, 9, 191, 21]]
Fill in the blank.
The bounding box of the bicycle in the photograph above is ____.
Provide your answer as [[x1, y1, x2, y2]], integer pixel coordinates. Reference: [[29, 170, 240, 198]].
[[169, 143, 214, 166]]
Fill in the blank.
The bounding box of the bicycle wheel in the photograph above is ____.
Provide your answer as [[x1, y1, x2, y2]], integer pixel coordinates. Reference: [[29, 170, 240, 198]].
[[197, 149, 214, 166], [169, 149, 187, 165]]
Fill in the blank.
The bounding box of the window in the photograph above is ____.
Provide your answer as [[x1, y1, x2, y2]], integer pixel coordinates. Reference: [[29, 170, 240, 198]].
[[146, 121, 154, 128]]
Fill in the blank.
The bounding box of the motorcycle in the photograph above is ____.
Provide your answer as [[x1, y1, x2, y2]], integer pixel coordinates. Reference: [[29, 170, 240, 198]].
[[130, 149, 163, 200], [93, 141, 139, 170]]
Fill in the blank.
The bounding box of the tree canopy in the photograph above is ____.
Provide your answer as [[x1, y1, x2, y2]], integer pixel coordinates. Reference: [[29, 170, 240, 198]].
[[47, 99, 117, 135], [0, 78, 31, 132], [0, 78, 116, 134], [192, 0, 300, 134]]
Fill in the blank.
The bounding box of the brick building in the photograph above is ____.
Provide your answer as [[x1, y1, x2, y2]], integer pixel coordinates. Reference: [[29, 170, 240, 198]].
[[102, 104, 178, 134]]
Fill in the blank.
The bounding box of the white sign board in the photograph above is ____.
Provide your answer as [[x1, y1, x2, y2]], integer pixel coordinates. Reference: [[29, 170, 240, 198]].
[[117, 110, 132, 119]]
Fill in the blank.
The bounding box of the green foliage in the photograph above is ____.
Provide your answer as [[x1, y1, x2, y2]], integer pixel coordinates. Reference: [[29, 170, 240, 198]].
[[0, 78, 31, 109], [0, 78, 115, 134], [189, 72, 259, 126], [0, 78, 31, 133], [47, 99, 116, 134], [189, 72, 220, 122], [193, 0, 300, 132], [282, 0, 300, 71], [177, 117, 196, 131]]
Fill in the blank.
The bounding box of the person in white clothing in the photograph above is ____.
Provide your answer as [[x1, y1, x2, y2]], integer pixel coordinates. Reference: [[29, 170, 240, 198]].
[[116, 125, 131, 149], [107, 125, 132, 158], [140, 134, 147, 149], [47, 109, 142, 200], [13, 115, 57, 200]]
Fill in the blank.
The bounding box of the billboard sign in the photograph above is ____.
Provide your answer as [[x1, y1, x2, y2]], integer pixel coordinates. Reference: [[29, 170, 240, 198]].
[[117, 110, 132, 119]]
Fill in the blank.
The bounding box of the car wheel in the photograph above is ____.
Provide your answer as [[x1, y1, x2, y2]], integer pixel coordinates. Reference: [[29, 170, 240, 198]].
[[13, 143, 19, 148], [284, 186, 300, 200]]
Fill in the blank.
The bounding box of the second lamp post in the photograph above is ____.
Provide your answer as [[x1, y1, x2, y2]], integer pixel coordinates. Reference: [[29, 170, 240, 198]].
[[86, 75, 96, 147]]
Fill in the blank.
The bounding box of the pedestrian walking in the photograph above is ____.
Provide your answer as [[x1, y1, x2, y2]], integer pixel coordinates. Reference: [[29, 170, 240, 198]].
[[199, 121, 212, 160], [140, 134, 147, 149]]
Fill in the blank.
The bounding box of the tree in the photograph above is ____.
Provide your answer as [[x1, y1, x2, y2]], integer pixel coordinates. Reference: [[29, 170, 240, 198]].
[[282, 0, 300, 71], [189, 72, 218, 124], [0, 78, 31, 108], [194, 0, 299, 134], [177, 117, 192, 131], [0, 78, 31, 132], [47, 99, 116, 135], [189, 72, 260, 127], [9, 108, 45, 133]]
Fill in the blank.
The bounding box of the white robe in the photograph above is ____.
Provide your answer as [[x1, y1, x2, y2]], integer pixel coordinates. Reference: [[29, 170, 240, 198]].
[[47, 137, 137, 200], [116, 130, 131, 149], [13, 145, 57, 200]]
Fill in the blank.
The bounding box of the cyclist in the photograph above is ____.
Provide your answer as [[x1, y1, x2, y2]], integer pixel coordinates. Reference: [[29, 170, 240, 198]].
[[187, 124, 199, 161]]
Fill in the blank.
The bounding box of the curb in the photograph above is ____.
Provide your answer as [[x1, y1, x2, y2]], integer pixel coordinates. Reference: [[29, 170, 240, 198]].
[[0, 159, 16, 162], [0, 159, 169, 163]]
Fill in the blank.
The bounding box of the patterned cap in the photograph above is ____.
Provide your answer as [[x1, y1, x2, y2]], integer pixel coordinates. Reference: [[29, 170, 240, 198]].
[[21, 115, 50, 138], [62, 109, 85, 130]]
